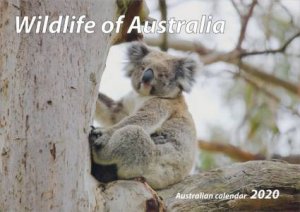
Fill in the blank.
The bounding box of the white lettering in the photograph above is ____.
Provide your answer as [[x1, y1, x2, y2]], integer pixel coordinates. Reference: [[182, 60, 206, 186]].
[[16, 16, 36, 33], [102, 21, 114, 33], [127, 16, 142, 33]]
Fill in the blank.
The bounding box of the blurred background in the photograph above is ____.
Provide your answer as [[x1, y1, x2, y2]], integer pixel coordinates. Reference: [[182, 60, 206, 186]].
[[98, 0, 300, 170]]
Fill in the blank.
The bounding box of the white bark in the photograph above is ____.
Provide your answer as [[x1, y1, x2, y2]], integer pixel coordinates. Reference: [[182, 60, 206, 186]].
[[102, 180, 165, 212], [0, 0, 115, 211]]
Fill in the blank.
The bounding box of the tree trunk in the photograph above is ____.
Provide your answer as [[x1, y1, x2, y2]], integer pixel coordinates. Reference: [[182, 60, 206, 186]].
[[0, 0, 115, 211]]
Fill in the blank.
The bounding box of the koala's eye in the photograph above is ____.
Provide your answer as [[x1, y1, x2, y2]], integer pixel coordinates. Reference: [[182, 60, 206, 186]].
[[158, 73, 169, 79]]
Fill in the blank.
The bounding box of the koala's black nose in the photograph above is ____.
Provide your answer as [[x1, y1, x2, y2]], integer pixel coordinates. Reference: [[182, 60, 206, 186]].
[[142, 69, 154, 83]]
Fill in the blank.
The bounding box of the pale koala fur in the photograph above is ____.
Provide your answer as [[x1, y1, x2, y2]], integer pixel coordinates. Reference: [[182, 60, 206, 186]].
[[89, 42, 198, 189]]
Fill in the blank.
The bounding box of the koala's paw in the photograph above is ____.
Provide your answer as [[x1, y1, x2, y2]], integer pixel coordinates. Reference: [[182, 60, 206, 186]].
[[151, 132, 168, 144], [89, 126, 112, 151], [89, 126, 103, 145]]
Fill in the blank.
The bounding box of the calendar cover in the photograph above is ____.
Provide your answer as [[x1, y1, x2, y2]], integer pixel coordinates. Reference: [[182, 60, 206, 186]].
[[1, 0, 299, 211]]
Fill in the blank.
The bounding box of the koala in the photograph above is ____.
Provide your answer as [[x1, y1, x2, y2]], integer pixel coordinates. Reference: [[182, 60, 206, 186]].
[[89, 42, 198, 189]]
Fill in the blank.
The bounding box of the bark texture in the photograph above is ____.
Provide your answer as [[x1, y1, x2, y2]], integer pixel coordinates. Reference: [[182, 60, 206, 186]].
[[0, 0, 115, 211], [101, 161, 300, 211], [159, 160, 300, 211]]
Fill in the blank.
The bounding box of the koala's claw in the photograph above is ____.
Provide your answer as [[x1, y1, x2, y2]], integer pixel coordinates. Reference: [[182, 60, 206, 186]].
[[89, 127, 103, 144]]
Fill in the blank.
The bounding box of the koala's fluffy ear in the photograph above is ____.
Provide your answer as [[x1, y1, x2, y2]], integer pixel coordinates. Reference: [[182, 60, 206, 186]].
[[176, 57, 198, 92], [126, 42, 149, 76], [127, 41, 149, 64]]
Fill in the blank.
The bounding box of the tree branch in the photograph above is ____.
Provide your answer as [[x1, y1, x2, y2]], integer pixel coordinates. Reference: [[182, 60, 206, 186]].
[[100, 161, 300, 211], [236, 0, 258, 50], [241, 32, 300, 57], [161, 161, 300, 211], [240, 73, 281, 102], [199, 140, 300, 164], [239, 73, 300, 117], [230, 0, 242, 17], [158, 0, 168, 51], [199, 140, 264, 162], [238, 62, 298, 94], [144, 36, 299, 95]]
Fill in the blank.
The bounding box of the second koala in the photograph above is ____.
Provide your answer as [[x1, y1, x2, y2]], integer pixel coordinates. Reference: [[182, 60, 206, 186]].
[[89, 42, 198, 189]]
